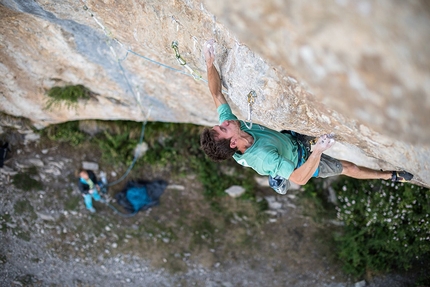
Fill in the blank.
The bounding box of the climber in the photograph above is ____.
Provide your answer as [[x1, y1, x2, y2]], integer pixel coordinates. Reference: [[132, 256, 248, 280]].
[[199, 39, 413, 194], [77, 168, 106, 213]]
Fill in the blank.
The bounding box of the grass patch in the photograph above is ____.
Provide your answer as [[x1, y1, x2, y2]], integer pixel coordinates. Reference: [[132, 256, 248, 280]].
[[45, 84, 91, 110], [12, 168, 43, 192]]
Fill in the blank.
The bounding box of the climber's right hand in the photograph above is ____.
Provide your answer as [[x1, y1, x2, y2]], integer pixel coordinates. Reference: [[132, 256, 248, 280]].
[[313, 134, 336, 153]]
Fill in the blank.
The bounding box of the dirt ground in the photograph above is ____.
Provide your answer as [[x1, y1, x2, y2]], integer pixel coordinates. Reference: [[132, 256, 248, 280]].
[[0, 125, 421, 287]]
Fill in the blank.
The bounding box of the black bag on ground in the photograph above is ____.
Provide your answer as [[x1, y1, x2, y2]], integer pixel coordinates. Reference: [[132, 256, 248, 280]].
[[115, 180, 167, 213], [0, 142, 10, 168]]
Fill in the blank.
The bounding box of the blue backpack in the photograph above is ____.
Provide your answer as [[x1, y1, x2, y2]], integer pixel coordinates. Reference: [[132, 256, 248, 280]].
[[115, 180, 167, 213]]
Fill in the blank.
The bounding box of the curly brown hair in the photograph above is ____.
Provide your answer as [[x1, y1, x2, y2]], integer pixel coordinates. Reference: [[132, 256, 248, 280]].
[[200, 128, 237, 162]]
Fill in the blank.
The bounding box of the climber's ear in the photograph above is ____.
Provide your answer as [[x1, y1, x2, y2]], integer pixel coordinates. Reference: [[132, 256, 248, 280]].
[[229, 138, 237, 149]]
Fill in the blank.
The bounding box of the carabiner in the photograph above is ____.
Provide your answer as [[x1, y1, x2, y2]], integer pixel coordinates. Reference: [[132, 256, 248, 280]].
[[171, 41, 187, 66]]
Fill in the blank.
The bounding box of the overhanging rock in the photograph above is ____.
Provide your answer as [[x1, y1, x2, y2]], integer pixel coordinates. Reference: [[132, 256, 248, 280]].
[[0, 0, 429, 186]]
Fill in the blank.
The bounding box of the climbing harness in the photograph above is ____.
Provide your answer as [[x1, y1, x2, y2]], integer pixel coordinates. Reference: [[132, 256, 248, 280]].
[[244, 90, 257, 129]]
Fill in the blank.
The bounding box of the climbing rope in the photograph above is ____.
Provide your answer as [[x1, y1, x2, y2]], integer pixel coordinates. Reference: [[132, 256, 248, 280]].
[[78, 1, 213, 217], [79, 1, 216, 188], [106, 202, 138, 218], [81, 2, 207, 84], [106, 120, 146, 188], [80, 2, 151, 194]]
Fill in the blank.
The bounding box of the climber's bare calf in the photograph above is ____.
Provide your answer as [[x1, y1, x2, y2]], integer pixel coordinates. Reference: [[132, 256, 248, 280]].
[[340, 161, 391, 180]]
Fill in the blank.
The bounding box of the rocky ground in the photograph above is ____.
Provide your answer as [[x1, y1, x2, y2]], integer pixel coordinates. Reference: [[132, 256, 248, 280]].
[[0, 120, 423, 287]]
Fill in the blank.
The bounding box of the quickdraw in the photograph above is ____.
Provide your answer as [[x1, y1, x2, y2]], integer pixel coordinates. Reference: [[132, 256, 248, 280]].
[[171, 41, 202, 80], [244, 90, 257, 129]]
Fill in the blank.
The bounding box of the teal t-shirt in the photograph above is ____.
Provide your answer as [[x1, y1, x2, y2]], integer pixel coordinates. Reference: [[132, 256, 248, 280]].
[[217, 103, 299, 179]]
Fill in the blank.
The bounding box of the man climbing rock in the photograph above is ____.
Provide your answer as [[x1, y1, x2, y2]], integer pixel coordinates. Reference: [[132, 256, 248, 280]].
[[199, 39, 413, 194]]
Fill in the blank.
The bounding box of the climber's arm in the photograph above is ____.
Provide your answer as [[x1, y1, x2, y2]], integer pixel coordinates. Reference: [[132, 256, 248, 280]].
[[207, 62, 227, 108], [205, 40, 227, 108], [289, 135, 335, 185], [289, 152, 323, 185]]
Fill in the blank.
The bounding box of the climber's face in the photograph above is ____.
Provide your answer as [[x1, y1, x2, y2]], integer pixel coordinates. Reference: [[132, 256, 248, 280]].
[[212, 120, 241, 142]]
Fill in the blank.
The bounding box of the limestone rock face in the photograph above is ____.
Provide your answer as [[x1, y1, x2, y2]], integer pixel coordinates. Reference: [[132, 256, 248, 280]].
[[204, 0, 430, 143], [0, 0, 429, 186]]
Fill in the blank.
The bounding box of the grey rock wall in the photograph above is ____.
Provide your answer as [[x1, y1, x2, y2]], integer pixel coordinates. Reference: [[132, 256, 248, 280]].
[[0, 0, 429, 186]]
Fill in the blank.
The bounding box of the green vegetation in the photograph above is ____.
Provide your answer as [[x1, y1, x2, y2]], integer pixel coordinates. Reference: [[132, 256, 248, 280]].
[[40, 121, 86, 146], [45, 84, 91, 110], [40, 120, 259, 201], [12, 166, 43, 191], [333, 179, 430, 278], [95, 128, 139, 166], [40, 119, 269, 274], [302, 177, 430, 280], [39, 119, 429, 280]]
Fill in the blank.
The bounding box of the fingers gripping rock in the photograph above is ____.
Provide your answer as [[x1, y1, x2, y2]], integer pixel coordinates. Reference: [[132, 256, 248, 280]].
[[204, 39, 215, 66], [315, 134, 336, 152]]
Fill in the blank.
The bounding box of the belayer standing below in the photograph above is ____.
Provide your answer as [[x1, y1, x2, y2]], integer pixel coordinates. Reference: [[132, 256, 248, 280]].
[[199, 39, 413, 194], [77, 169, 105, 213]]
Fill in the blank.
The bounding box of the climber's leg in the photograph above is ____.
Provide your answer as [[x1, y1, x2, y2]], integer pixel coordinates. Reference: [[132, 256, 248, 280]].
[[340, 160, 392, 180]]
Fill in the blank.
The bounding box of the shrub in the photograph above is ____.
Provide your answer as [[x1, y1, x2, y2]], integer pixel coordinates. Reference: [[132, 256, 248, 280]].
[[333, 178, 430, 278], [40, 121, 87, 146], [95, 129, 138, 167]]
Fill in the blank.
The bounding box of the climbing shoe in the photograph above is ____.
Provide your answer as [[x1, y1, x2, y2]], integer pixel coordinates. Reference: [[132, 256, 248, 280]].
[[391, 171, 414, 182], [268, 175, 290, 195]]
